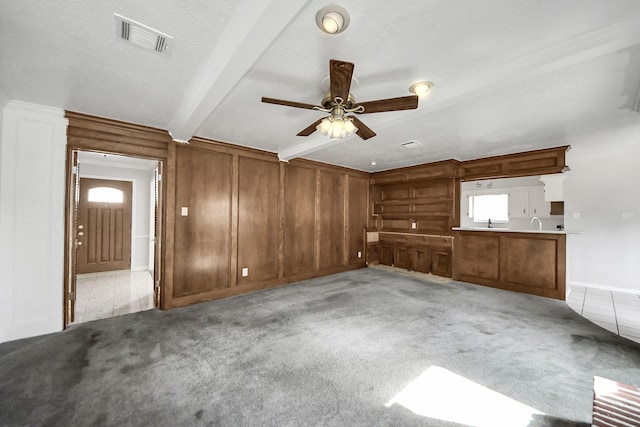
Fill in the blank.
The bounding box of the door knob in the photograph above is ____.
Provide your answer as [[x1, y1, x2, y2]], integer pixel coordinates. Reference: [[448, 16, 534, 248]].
[[78, 225, 84, 230], [77, 241, 83, 246], [78, 231, 84, 236]]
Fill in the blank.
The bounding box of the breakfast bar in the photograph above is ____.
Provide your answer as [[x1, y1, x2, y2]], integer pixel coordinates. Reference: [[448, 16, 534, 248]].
[[451, 227, 575, 300]]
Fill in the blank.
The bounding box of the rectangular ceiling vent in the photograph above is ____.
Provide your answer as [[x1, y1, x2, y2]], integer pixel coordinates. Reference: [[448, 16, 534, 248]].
[[401, 141, 423, 149], [114, 13, 172, 57]]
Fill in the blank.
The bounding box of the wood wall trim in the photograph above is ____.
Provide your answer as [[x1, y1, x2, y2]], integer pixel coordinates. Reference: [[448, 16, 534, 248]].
[[370, 159, 460, 184]]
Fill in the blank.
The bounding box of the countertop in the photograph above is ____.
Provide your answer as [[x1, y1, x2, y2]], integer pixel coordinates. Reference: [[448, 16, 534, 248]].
[[452, 227, 581, 235]]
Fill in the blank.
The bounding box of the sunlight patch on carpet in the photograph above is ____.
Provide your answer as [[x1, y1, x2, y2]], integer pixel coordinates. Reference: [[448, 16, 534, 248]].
[[385, 366, 543, 426]]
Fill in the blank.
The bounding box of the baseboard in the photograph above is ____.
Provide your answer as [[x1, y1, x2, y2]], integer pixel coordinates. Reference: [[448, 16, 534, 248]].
[[568, 280, 640, 296], [131, 266, 149, 272]]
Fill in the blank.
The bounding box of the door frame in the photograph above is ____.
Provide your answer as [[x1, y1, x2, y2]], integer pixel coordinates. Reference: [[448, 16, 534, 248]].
[[63, 148, 165, 327]]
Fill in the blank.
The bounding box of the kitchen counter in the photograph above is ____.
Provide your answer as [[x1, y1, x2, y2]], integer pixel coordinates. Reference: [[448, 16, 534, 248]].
[[452, 227, 580, 235], [452, 228, 566, 299]]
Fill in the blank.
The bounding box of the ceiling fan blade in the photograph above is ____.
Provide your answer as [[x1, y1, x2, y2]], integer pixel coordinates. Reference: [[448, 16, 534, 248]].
[[355, 95, 418, 114], [350, 116, 376, 140], [330, 60, 354, 103], [262, 97, 318, 110], [297, 118, 323, 136]]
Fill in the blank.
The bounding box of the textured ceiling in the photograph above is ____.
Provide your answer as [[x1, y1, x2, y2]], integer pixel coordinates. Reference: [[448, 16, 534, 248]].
[[2, 0, 640, 171]]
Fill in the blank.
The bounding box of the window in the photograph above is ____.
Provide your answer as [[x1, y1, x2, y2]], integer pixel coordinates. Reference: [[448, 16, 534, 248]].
[[88, 187, 124, 203], [468, 194, 508, 223]]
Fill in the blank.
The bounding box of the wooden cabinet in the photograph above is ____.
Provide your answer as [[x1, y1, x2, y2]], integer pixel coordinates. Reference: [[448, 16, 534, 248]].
[[379, 243, 395, 266], [453, 230, 566, 300], [459, 146, 569, 180], [372, 232, 453, 278]]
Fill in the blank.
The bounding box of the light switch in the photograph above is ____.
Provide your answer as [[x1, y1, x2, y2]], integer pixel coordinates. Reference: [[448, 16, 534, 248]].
[[181, 207, 188, 216], [357, 251, 362, 258], [573, 212, 580, 220], [241, 267, 249, 277], [411, 222, 417, 229]]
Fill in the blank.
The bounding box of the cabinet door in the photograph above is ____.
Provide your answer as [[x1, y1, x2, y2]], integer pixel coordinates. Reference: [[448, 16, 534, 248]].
[[412, 246, 432, 273], [395, 245, 412, 270], [508, 190, 529, 218], [379, 244, 395, 266], [432, 250, 452, 277], [528, 188, 550, 218]]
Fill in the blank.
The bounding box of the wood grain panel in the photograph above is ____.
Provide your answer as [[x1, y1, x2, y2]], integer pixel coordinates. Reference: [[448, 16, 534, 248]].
[[347, 176, 368, 264], [457, 234, 501, 281], [381, 186, 411, 200], [379, 244, 395, 266], [459, 146, 569, 180], [505, 237, 557, 289], [173, 145, 232, 297], [382, 203, 412, 213], [432, 250, 452, 277], [413, 247, 431, 273], [453, 230, 566, 299], [237, 156, 280, 283], [319, 170, 345, 269], [413, 180, 451, 198], [283, 164, 317, 276]]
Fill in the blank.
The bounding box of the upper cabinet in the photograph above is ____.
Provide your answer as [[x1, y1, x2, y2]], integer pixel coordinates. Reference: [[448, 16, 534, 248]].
[[459, 146, 569, 181], [539, 174, 566, 201]]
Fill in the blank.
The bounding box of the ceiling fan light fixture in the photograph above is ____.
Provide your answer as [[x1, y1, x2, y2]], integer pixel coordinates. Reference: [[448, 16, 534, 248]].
[[316, 5, 350, 34], [409, 81, 433, 97], [317, 115, 357, 138]]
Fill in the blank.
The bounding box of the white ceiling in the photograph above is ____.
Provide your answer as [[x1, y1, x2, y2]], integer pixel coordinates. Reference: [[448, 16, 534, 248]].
[[2, 0, 640, 172]]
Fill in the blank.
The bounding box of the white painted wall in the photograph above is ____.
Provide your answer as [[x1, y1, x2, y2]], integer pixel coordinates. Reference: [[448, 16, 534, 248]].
[[0, 101, 67, 343], [564, 125, 640, 293], [79, 163, 155, 271]]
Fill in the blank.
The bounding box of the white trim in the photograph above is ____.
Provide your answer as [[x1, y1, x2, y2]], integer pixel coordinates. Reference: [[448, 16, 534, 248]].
[[568, 280, 640, 296]]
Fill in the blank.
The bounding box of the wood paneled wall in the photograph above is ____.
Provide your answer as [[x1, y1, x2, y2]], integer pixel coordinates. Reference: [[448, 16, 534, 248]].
[[168, 139, 369, 307]]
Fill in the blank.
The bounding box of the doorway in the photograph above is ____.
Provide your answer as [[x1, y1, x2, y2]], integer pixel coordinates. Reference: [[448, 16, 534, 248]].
[[77, 178, 133, 273], [66, 150, 162, 325]]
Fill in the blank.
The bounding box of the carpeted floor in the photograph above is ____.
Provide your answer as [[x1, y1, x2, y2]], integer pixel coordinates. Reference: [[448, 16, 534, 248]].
[[1, 267, 639, 426]]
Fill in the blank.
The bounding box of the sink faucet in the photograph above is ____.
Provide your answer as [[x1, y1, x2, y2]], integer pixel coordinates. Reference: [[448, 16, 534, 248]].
[[531, 216, 542, 231]]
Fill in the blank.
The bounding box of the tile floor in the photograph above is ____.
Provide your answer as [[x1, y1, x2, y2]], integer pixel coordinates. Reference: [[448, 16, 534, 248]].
[[73, 270, 154, 324], [566, 285, 640, 344]]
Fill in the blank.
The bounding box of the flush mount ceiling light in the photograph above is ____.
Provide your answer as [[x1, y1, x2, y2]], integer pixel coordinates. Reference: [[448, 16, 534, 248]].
[[316, 5, 350, 34], [409, 81, 433, 97]]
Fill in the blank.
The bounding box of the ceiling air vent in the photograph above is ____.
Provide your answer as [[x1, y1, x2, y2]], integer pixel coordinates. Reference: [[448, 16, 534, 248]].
[[401, 141, 423, 149], [114, 13, 172, 57]]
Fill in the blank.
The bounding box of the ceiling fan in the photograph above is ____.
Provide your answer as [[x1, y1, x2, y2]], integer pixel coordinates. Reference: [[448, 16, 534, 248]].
[[261, 59, 419, 140]]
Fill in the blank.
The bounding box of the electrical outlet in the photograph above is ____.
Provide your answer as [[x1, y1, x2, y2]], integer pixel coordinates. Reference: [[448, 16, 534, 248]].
[[573, 212, 580, 220], [241, 267, 248, 277], [181, 207, 188, 216], [411, 222, 417, 229], [622, 212, 634, 220], [357, 251, 362, 258]]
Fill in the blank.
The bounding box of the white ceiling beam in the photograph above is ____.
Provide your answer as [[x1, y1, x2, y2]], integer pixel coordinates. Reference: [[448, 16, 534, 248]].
[[168, 0, 311, 143], [278, 11, 640, 161]]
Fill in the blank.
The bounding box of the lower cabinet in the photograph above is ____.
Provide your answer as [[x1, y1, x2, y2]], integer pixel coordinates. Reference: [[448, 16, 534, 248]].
[[452, 230, 566, 300], [373, 233, 453, 278]]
